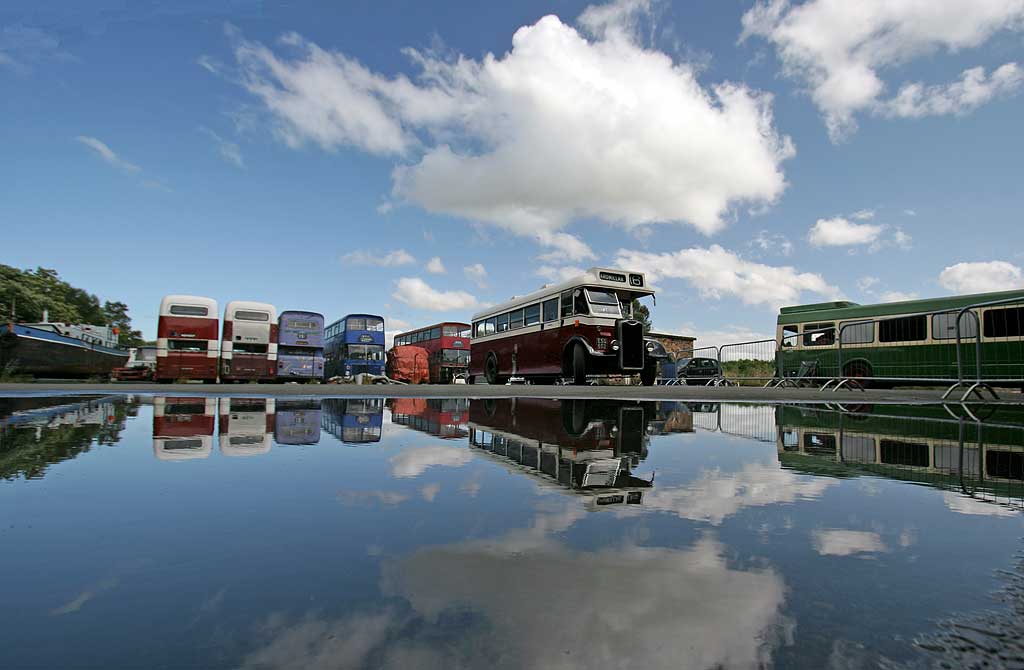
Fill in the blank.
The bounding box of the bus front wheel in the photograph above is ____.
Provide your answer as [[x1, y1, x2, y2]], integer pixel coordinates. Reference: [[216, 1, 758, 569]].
[[843, 361, 873, 389], [485, 354, 500, 385], [571, 344, 587, 385]]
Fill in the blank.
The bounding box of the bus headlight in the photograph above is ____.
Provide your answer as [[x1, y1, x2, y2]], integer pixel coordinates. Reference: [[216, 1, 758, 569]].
[[646, 342, 656, 352], [610, 340, 620, 351]]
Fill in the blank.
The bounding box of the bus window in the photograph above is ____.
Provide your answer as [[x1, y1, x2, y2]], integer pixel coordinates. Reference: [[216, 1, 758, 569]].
[[430, 327, 440, 340], [509, 309, 524, 330], [543, 298, 558, 322], [561, 291, 574, 318], [573, 289, 589, 315], [524, 304, 541, 326], [496, 313, 509, 332], [485, 318, 496, 335], [168, 340, 208, 352], [234, 342, 268, 354], [803, 323, 835, 346], [879, 315, 927, 342], [170, 305, 209, 316], [366, 318, 384, 332], [586, 289, 622, 317], [932, 312, 978, 340], [781, 325, 798, 347], [458, 326, 471, 338], [840, 321, 874, 344], [236, 310, 269, 322], [983, 307, 1024, 338]]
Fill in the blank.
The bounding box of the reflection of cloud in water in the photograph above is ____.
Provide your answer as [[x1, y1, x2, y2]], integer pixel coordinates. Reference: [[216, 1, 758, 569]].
[[49, 576, 120, 616], [389, 445, 472, 478], [942, 491, 1019, 517], [812, 530, 887, 557], [644, 462, 834, 525], [383, 536, 790, 670], [239, 534, 790, 670], [336, 489, 410, 506], [420, 483, 440, 502]]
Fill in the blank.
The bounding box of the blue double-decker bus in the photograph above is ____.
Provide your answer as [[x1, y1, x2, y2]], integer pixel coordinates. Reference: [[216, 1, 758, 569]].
[[277, 311, 325, 381], [324, 314, 386, 378]]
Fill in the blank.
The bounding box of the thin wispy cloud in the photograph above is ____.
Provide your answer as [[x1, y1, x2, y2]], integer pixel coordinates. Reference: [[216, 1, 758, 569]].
[[199, 127, 245, 168], [339, 249, 416, 267], [75, 136, 141, 174]]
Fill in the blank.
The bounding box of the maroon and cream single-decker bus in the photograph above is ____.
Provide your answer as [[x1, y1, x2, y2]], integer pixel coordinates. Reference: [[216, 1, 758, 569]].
[[469, 267, 667, 385], [156, 295, 219, 383]]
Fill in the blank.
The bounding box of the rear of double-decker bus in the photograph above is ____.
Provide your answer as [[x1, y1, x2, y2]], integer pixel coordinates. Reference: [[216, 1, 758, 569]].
[[221, 301, 277, 382], [156, 295, 219, 383], [219, 397, 275, 456], [469, 268, 667, 385], [340, 314, 385, 377], [276, 311, 325, 381], [152, 396, 217, 460], [434, 322, 471, 382]]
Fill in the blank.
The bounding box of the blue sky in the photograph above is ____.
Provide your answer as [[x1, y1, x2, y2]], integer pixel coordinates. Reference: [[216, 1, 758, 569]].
[[3, 0, 1023, 344]]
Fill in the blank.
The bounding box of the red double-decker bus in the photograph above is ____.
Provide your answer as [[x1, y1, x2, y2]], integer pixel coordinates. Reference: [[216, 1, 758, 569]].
[[468, 267, 668, 385], [156, 295, 219, 383], [391, 322, 471, 383]]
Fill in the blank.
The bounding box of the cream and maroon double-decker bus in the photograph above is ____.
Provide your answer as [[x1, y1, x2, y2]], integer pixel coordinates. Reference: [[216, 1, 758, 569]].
[[469, 267, 667, 385], [156, 295, 219, 383], [221, 301, 278, 383]]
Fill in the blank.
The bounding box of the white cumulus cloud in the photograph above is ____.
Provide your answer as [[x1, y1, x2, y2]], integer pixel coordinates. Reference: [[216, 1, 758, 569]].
[[392, 278, 482, 312], [808, 217, 884, 247], [741, 0, 1024, 140], [811, 529, 887, 557], [425, 256, 446, 274], [340, 249, 416, 267], [227, 3, 794, 255], [614, 244, 840, 309], [939, 260, 1024, 294], [882, 63, 1024, 118], [463, 263, 488, 288], [879, 290, 919, 302]]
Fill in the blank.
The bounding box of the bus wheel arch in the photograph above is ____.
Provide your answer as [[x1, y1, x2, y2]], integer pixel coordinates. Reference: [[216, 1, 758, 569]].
[[484, 352, 500, 385], [843, 360, 873, 388]]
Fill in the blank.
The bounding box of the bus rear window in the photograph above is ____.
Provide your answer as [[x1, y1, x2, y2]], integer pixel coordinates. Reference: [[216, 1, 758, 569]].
[[287, 320, 317, 330], [879, 315, 927, 342], [983, 307, 1024, 338], [235, 310, 269, 322], [170, 305, 208, 316], [234, 342, 268, 354], [168, 340, 208, 352]]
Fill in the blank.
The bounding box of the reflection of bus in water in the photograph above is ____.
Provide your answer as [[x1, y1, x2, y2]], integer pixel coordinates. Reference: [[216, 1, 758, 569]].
[[277, 311, 325, 381], [321, 398, 383, 444], [152, 397, 217, 460], [218, 398, 275, 456], [274, 399, 322, 445], [468, 398, 654, 508], [776, 405, 1024, 500], [389, 398, 469, 439]]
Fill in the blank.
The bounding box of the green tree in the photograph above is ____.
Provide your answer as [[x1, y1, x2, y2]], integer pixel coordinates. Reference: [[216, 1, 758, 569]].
[[630, 299, 652, 333]]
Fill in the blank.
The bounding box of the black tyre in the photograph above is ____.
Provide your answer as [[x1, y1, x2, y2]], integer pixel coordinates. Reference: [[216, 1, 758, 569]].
[[572, 344, 587, 385], [640, 363, 657, 386], [485, 353, 499, 385], [843, 361, 873, 389]]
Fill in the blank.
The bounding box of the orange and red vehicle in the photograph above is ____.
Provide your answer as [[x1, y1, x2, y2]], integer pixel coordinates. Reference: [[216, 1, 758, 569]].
[[391, 322, 471, 383], [156, 295, 219, 383]]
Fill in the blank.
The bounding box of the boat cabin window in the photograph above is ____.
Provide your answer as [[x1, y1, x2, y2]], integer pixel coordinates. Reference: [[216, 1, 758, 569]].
[[170, 305, 208, 317]]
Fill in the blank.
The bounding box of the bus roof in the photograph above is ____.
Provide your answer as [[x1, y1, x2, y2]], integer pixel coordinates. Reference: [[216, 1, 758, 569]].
[[400, 321, 470, 334], [279, 310, 324, 320], [777, 288, 1024, 325], [159, 294, 218, 314], [471, 267, 653, 321]]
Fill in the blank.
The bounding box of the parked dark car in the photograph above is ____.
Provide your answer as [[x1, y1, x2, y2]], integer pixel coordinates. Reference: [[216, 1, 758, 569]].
[[675, 357, 722, 383]]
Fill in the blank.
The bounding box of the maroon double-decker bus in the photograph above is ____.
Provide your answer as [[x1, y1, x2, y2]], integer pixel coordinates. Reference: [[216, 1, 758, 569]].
[[156, 295, 219, 383], [468, 268, 667, 385], [391, 322, 471, 383]]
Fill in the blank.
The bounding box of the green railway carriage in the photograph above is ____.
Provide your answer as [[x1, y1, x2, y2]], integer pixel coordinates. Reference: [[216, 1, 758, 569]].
[[775, 289, 1024, 385]]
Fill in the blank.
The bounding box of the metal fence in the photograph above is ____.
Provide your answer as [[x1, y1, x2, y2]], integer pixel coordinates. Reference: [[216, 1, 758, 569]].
[[661, 295, 1023, 398]]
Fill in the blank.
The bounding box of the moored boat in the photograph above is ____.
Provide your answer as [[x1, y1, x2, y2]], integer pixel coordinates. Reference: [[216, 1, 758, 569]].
[[0, 322, 129, 378]]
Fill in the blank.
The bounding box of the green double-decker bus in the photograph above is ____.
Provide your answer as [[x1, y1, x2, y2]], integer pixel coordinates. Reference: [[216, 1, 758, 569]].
[[775, 289, 1024, 386]]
